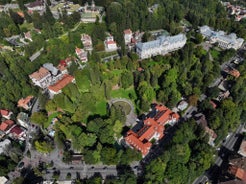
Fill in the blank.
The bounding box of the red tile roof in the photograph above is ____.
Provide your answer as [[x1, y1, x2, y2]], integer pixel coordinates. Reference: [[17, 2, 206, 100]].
[[125, 104, 179, 157], [48, 74, 74, 93], [10, 126, 23, 136], [17, 96, 34, 109], [124, 29, 132, 35], [229, 165, 246, 182], [0, 110, 10, 116], [29, 67, 50, 80], [0, 120, 14, 131], [106, 41, 116, 45]]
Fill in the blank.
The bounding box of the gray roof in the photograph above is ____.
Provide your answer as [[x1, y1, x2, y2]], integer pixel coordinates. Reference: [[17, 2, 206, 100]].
[[136, 34, 186, 51]]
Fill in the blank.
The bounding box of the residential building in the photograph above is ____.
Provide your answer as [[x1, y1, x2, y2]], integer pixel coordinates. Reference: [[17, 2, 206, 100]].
[[177, 100, 188, 111], [0, 110, 12, 120], [29, 67, 52, 89], [24, 31, 32, 42], [125, 104, 179, 157], [48, 74, 75, 96], [81, 34, 93, 51], [194, 113, 217, 146], [57, 58, 73, 74], [124, 29, 133, 45], [136, 33, 186, 59], [0, 176, 8, 184], [0, 120, 15, 134], [0, 139, 11, 155], [26, 0, 45, 12], [224, 66, 240, 78], [9, 125, 26, 141], [17, 96, 34, 110], [75, 47, 88, 63], [104, 36, 117, 51], [228, 157, 246, 182], [200, 25, 244, 50], [238, 140, 246, 157], [17, 112, 29, 129]]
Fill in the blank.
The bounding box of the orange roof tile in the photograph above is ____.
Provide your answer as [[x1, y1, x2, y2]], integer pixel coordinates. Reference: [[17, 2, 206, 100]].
[[48, 74, 74, 93], [18, 96, 34, 109], [0, 110, 10, 116], [124, 29, 132, 35], [0, 122, 8, 131], [29, 67, 50, 80]]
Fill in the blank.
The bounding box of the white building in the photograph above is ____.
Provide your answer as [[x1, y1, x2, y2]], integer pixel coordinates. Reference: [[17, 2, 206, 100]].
[[200, 25, 244, 50], [124, 29, 133, 45], [81, 34, 93, 51], [0, 139, 11, 155], [75, 47, 88, 63], [136, 33, 186, 59], [29, 67, 52, 89], [104, 36, 117, 51]]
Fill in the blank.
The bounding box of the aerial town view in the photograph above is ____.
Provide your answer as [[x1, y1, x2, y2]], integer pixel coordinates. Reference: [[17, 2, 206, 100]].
[[0, 0, 246, 184]]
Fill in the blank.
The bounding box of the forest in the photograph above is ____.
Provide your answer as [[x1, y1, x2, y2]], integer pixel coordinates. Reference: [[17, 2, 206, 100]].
[[0, 0, 245, 182]]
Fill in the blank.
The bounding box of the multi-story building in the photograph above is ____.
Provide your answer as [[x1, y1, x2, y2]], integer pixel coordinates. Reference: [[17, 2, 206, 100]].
[[136, 33, 186, 59], [29, 67, 52, 89], [75, 47, 88, 63], [200, 25, 244, 50], [104, 35, 117, 52], [125, 104, 179, 157], [81, 34, 93, 51], [17, 96, 34, 110], [48, 74, 75, 96], [124, 29, 133, 45]]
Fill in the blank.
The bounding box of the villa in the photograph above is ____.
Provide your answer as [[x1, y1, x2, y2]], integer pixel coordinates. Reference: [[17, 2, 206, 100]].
[[81, 34, 93, 51], [104, 35, 117, 52]]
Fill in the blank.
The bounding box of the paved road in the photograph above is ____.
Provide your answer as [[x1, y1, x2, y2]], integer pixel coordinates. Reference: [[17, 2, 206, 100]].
[[109, 98, 137, 127]]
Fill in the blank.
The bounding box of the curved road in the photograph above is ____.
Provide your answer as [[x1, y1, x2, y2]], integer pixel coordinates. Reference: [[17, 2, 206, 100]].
[[109, 98, 137, 127]]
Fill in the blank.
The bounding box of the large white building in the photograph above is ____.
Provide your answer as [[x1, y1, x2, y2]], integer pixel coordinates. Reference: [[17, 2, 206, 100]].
[[200, 25, 244, 50], [136, 33, 186, 59]]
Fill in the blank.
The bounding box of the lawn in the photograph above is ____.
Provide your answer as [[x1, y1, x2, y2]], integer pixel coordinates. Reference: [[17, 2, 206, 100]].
[[45, 112, 59, 128], [113, 101, 131, 115], [210, 49, 220, 60], [111, 86, 137, 100], [94, 100, 107, 116]]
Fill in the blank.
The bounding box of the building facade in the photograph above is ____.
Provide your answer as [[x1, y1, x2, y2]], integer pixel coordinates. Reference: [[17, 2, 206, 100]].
[[124, 104, 179, 157], [136, 33, 186, 59], [200, 25, 244, 50]]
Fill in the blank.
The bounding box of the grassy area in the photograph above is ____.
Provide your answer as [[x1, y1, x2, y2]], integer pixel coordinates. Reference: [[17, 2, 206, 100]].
[[111, 86, 137, 100], [94, 100, 107, 116], [113, 101, 131, 115], [19, 22, 34, 31], [45, 112, 59, 128], [210, 49, 220, 60]]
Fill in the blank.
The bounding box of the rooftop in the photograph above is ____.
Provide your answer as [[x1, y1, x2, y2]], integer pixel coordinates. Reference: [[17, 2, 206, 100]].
[[29, 67, 50, 80], [48, 74, 74, 93]]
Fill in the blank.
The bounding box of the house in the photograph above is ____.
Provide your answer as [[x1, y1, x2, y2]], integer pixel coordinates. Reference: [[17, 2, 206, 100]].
[[136, 33, 186, 59], [200, 25, 244, 50], [0, 176, 8, 184], [238, 141, 246, 157], [48, 74, 75, 96], [26, 0, 45, 12], [24, 31, 32, 42], [125, 104, 179, 157], [228, 157, 246, 182], [104, 36, 117, 51], [57, 58, 74, 74], [0, 110, 12, 120], [194, 113, 217, 146], [29, 67, 52, 89], [9, 125, 26, 141], [0, 120, 15, 133], [124, 29, 133, 45], [17, 112, 29, 129], [177, 100, 188, 111], [17, 96, 34, 110], [0, 139, 11, 155], [75, 47, 88, 63], [224, 67, 240, 78], [81, 34, 93, 51]]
